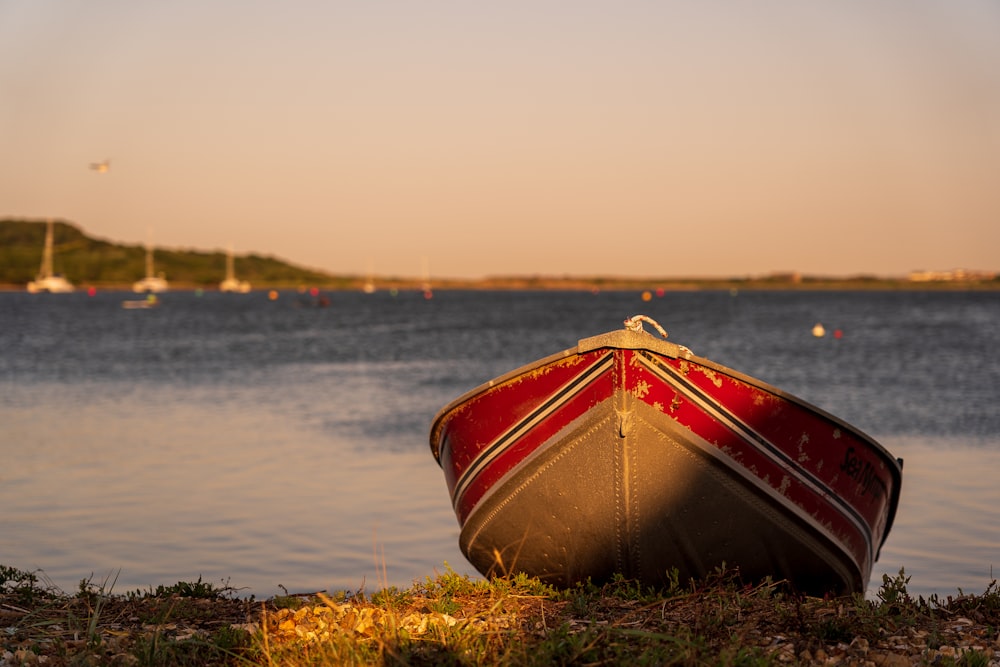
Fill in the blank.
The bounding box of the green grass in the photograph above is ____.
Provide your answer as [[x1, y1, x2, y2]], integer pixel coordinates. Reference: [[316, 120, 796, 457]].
[[3, 564, 1000, 665]]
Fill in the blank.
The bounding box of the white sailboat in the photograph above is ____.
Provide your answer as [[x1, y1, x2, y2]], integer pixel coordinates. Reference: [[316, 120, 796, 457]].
[[219, 246, 251, 293], [27, 220, 75, 293], [421, 256, 433, 299], [132, 238, 169, 293], [363, 259, 376, 294]]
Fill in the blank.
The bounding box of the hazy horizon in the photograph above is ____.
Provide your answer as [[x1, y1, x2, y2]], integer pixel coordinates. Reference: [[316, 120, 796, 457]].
[[2, 2, 998, 279], [8, 215, 974, 282]]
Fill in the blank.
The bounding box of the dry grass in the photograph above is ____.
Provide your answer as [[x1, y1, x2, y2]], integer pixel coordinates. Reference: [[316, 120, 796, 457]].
[[3, 564, 999, 666]]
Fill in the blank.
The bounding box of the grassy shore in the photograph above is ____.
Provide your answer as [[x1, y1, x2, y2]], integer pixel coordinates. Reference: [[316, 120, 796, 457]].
[[3, 564, 998, 666]]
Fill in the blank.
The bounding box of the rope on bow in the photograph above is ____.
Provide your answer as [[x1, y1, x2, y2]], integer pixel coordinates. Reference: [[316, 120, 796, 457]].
[[623, 314, 668, 339]]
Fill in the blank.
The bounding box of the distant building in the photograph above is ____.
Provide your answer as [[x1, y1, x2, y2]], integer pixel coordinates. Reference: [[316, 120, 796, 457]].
[[908, 269, 997, 282], [763, 271, 802, 283]]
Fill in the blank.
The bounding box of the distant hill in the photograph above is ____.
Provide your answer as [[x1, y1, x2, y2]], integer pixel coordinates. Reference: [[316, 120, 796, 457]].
[[0, 219, 352, 289], [3, 218, 995, 292]]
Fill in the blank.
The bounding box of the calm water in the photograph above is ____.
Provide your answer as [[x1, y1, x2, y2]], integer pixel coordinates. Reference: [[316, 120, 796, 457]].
[[2, 289, 998, 599]]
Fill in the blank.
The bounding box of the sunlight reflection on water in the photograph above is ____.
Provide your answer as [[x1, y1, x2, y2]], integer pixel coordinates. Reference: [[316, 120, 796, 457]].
[[868, 436, 1000, 599], [1, 385, 473, 597]]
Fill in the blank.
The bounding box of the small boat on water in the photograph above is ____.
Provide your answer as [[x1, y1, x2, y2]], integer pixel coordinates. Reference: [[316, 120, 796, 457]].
[[219, 246, 251, 293], [132, 239, 169, 294], [429, 315, 902, 595], [122, 294, 160, 309], [26, 220, 75, 293]]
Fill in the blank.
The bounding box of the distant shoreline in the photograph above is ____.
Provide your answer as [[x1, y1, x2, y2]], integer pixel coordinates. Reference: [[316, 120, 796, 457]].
[[2, 276, 999, 292], [4, 220, 997, 292]]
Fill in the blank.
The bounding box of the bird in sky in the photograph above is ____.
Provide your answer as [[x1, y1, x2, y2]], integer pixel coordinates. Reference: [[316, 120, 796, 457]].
[[89, 159, 110, 173]]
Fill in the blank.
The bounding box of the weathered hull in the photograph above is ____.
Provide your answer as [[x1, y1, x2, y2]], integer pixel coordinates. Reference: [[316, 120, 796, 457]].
[[430, 326, 902, 595]]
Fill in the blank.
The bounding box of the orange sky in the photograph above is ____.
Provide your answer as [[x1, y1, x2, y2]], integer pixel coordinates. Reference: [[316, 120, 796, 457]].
[[2, 2, 998, 279]]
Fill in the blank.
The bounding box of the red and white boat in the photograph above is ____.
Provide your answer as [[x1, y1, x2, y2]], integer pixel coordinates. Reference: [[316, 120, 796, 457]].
[[430, 315, 902, 595]]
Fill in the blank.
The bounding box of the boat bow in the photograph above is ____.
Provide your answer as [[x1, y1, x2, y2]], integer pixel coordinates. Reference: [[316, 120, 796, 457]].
[[430, 316, 902, 595]]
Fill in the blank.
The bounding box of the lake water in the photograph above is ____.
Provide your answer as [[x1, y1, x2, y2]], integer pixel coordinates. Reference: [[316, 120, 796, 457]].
[[1, 288, 998, 600]]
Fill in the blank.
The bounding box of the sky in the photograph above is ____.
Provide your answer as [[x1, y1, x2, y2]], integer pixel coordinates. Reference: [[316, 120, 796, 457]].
[[2, 1, 998, 280]]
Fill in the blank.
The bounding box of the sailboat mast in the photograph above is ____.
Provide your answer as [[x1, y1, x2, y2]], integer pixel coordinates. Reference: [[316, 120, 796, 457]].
[[40, 219, 54, 279]]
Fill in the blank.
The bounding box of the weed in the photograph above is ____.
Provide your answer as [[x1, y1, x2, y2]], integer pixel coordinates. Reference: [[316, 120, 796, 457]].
[[0, 564, 39, 591], [0, 564, 44, 605], [369, 585, 411, 611], [957, 648, 992, 667], [145, 575, 237, 599], [270, 594, 305, 611], [876, 567, 914, 608], [73, 569, 120, 647]]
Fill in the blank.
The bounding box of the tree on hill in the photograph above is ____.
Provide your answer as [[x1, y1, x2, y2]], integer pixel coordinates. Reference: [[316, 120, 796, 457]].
[[0, 218, 340, 288]]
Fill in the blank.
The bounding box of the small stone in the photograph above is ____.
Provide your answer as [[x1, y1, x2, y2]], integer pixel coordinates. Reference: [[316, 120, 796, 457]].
[[870, 652, 911, 667], [775, 644, 796, 662], [850, 637, 870, 655]]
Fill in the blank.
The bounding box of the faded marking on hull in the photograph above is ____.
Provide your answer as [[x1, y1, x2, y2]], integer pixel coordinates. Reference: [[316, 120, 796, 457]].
[[476, 355, 590, 395], [797, 433, 811, 463], [694, 366, 724, 388], [778, 475, 791, 494], [720, 445, 744, 463], [458, 356, 588, 404], [523, 354, 588, 379], [631, 380, 651, 399]]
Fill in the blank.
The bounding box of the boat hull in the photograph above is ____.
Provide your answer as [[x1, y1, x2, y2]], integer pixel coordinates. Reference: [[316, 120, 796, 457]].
[[27, 276, 75, 293], [430, 327, 902, 595], [132, 276, 169, 293]]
